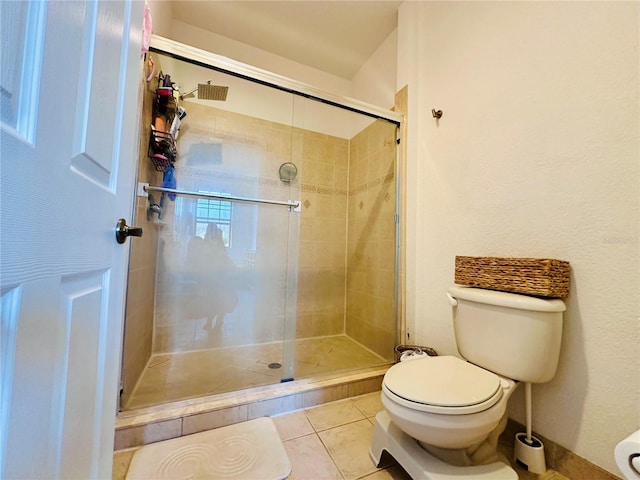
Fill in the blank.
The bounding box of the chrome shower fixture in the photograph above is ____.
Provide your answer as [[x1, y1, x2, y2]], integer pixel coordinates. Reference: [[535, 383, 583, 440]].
[[180, 80, 228, 101], [279, 162, 298, 182]]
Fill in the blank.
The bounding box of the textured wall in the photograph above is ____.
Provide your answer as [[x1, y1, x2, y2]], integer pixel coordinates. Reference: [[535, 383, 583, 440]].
[[399, 2, 639, 474]]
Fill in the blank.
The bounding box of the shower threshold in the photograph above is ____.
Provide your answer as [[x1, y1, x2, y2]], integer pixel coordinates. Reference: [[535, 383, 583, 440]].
[[115, 362, 390, 450]]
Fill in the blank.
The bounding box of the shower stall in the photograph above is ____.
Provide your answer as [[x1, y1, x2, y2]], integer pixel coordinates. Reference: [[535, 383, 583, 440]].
[[120, 37, 401, 411]]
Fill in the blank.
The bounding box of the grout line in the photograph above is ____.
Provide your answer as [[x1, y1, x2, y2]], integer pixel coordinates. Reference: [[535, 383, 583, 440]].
[[315, 431, 348, 480]]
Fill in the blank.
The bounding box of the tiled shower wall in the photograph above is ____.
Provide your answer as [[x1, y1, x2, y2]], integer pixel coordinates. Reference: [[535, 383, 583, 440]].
[[155, 103, 352, 347], [121, 72, 163, 407], [122, 100, 397, 401], [346, 120, 397, 358], [296, 130, 350, 339]]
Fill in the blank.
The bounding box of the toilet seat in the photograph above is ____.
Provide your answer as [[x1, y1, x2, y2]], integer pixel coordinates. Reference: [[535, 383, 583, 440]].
[[383, 356, 504, 415]]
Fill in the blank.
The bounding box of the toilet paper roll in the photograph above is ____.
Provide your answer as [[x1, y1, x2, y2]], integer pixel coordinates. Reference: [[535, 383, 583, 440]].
[[615, 429, 640, 479]]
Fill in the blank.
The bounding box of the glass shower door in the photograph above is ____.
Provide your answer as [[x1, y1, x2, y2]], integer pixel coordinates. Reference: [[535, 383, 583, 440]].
[[121, 53, 302, 409]]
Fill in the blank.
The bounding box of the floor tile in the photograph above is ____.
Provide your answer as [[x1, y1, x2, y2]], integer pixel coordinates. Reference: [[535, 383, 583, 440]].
[[360, 465, 412, 480], [283, 433, 342, 480], [305, 397, 366, 431], [272, 411, 315, 441], [112, 448, 138, 480], [114, 391, 575, 480], [319, 418, 380, 480], [352, 392, 384, 418]]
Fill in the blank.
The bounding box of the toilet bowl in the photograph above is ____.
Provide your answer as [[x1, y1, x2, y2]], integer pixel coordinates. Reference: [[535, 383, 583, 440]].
[[370, 286, 565, 479], [381, 356, 517, 451]]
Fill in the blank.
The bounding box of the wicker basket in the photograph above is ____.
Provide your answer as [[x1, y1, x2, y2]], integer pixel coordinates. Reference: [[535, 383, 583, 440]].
[[454, 256, 571, 298]]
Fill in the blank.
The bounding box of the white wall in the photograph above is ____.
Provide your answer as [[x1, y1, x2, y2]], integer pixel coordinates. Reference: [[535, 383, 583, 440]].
[[144, 4, 392, 139], [146, 3, 398, 108], [167, 19, 353, 98], [352, 29, 397, 108], [399, 1, 639, 474], [147, 0, 172, 37]]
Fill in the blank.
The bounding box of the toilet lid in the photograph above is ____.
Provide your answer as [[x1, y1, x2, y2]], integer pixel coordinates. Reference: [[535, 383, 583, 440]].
[[383, 356, 503, 414]]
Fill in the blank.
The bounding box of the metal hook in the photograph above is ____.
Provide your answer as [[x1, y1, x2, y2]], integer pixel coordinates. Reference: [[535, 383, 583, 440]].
[[432, 109, 443, 119]]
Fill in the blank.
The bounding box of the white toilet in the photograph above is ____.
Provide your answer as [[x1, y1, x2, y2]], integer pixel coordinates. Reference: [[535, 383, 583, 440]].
[[370, 285, 566, 479]]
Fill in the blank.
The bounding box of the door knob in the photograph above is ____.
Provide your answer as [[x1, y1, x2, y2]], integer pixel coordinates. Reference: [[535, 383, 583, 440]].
[[115, 218, 143, 244]]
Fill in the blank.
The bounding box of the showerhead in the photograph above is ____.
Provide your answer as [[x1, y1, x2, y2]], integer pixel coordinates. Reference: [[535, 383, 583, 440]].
[[198, 82, 228, 101], [179, 80, 228, 101]]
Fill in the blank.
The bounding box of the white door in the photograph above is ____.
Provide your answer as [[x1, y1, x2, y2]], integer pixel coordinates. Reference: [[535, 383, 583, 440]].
[[1, 1, 142, 478]]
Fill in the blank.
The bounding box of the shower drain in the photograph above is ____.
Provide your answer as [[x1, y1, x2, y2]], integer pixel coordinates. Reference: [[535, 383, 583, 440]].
[[268, 362, 282, 369]]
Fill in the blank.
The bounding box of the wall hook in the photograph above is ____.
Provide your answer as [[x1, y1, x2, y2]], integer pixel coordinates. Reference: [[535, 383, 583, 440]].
[[432, 109, 443, 119]]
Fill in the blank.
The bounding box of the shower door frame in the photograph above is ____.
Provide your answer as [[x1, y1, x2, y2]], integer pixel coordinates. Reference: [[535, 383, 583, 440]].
[[148, 35, 402, 127]]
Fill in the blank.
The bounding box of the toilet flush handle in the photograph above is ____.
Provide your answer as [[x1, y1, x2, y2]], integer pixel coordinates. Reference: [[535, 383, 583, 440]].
[[446, 292, 458, 307]]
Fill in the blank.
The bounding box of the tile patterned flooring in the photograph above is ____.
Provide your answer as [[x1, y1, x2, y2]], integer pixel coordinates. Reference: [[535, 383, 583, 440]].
[[114, 392, 570, 480], [123, 335, 388, 410]]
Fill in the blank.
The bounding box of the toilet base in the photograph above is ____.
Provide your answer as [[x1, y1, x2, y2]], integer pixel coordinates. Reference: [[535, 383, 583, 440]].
[[370, 411, 517, 480]]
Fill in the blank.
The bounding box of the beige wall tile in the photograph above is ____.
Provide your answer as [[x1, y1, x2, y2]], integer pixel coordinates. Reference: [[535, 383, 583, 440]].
[[302, 384, 350, 408], [182, 405, 248, 435], [114, 418, 182, 450], [121, 82, 160, 407], [248, 394, 303, 419], [349, 376, 384, 397]]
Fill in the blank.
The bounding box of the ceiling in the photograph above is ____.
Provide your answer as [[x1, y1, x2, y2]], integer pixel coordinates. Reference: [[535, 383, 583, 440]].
[[169, 1, 402, 79]]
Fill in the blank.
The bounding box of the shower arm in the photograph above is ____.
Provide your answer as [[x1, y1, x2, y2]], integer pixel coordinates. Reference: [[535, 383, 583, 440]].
[[141, 183, 300, 211], [179, 86, 198, 100]]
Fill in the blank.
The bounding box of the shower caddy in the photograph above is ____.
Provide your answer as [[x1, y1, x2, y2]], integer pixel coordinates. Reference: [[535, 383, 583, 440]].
[[148, 72, 178, 173]]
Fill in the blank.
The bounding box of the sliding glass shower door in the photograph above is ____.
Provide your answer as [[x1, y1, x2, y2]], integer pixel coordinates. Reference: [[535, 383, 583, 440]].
[[120, 46, 399, 410], [121, 53, 302, 409]]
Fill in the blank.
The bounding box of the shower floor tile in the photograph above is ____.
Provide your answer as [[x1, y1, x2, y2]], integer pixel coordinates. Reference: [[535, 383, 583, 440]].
[[123, 334, 387, 410]]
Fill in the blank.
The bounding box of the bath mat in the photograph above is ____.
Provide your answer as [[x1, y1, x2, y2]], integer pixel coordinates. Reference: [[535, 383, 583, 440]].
[[125, 417, 291, 480]]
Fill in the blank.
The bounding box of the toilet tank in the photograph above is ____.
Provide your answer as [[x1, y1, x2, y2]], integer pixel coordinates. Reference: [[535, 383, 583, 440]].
[[448, 286, 566, 383]]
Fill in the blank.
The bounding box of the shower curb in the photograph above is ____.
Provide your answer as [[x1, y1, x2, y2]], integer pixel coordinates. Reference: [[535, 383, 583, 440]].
[[114, 365, 389, 450]]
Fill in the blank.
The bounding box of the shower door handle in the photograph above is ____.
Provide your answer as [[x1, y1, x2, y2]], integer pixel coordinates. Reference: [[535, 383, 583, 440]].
[[115, 218, 143, 244]]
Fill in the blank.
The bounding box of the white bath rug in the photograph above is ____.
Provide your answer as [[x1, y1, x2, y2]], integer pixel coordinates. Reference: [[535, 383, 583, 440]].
[[125, 417, 291, 480]]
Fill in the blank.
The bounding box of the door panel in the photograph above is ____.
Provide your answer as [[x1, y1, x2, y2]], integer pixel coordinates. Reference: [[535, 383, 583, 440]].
[[3, 278, 62, 478], [58, 271, 107, 479], [72, 1, 125, 188], [0, 1, 142, 478]]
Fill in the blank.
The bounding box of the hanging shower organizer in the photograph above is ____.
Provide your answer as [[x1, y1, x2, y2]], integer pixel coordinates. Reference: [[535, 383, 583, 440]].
[[148, 84, 178, 172]]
